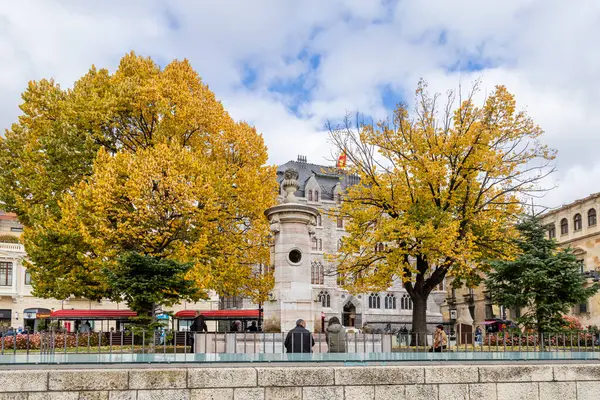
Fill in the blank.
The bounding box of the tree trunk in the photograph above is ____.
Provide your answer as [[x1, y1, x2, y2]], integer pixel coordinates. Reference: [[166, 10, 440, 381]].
[[410, 294, 428, 347], [404, 256, 445, 348]]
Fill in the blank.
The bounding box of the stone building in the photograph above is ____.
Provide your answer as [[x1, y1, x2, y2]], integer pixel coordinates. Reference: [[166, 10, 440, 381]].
[[540, 192, 600, 327], [0, 212, 220, 332], [440, 280, 507, 335], [260, 156, 445, 332], [0, 157, 446, 333], [439, 192, 600, 333]]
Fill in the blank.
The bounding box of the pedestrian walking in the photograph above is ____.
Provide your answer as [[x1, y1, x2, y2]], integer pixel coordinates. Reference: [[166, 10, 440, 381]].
[[189, 311, 207, 353], [429, 324, 448, 352]]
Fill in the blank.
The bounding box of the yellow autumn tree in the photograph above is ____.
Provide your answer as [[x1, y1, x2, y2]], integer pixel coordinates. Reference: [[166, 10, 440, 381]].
[[328, 80, 554, 339], [0, 52, 276, 306]]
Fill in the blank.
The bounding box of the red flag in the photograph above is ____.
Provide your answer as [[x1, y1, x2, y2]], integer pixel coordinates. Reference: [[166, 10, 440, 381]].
[[337, 152, 347, 169]]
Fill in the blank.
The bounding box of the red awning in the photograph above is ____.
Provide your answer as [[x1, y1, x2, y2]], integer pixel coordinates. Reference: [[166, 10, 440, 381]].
[[49, 309, 137, 320], [174, 309, 259, 319]]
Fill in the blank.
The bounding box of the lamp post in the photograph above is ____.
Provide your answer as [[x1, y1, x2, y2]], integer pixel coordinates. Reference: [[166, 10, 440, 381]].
[[258, 264, 264, 332]]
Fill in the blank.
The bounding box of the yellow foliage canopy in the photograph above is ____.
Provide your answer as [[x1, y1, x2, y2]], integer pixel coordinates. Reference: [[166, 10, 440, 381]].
[[329, 80, 555, 299], [0, 52, 276, 302]]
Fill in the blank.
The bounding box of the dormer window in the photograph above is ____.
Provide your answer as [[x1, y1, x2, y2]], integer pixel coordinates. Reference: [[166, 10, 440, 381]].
[[307, 190, 313, 201], [314, 190, 319, 202]]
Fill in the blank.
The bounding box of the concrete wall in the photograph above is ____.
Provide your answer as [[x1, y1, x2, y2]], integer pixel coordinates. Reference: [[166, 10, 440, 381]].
[[2, 363, 600, 399]]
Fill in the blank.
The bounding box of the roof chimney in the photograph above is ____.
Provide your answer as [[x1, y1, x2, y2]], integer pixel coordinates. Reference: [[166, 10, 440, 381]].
[[297, 155, 307, 163]]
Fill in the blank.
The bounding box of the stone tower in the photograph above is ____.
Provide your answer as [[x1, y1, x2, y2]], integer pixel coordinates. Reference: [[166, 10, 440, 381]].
[[263, 168, 320, 332]]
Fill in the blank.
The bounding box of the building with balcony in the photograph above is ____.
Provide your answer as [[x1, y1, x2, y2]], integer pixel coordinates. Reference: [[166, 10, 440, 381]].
[[0, 212, 220, 333], [540, 192, 600, 326]]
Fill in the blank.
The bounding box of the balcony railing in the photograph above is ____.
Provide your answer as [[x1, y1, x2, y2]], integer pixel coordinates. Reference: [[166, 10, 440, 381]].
[[583, 270, 600, 282], [0, 243, 24, 252]]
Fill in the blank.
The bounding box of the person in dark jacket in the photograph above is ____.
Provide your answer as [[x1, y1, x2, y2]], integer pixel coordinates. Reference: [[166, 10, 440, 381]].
[[246, 321, 259, 332], [190, 312, 208, 333], [189, 312, 207, 353], [325, 317, 346, 353], [284, 319, 314, 353]]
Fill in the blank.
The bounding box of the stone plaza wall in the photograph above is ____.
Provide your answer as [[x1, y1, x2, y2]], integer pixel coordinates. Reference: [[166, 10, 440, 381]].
[[1, 363, 600, 399]]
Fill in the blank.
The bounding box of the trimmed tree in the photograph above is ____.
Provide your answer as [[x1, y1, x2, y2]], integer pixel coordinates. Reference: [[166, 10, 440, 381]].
[[485, 216, 599, 334]]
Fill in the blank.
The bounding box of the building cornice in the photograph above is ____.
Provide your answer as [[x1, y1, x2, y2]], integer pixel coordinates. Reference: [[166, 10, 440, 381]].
[[542, 192, 600, 218]]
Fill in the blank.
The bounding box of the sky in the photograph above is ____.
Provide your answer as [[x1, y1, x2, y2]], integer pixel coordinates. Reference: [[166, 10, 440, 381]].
[[0, 0, 599, 209]]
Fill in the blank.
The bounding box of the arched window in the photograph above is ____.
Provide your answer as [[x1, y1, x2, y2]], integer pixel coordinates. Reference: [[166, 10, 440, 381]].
[[315, 191, 319, 202], [307, 190, 313, 201], [560, 218, 568, 235], [589, 209, 597, 226], [316, 215, 322, 226], [574, 214, 582, 231], [368, 293, 381, 309], [311, 237, 318, 251], [547, 224, 556, 239], [384, 293, 396, 309], [318, 239, 323, 251], [337, 217, 343, 229], [318, 291, 331, 308], [311, 261, 324, 284], [400, 294, 412, 310]]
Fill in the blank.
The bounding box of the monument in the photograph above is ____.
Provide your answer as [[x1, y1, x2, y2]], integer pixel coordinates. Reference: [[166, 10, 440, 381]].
[[263, 168, 320, 332]]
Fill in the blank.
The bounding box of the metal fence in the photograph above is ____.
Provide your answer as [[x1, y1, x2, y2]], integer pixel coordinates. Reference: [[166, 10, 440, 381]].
[[1, 330, 599, 356]]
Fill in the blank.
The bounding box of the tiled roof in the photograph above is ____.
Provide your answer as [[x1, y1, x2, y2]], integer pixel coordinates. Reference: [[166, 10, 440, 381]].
[[277, 159, 358, 200]]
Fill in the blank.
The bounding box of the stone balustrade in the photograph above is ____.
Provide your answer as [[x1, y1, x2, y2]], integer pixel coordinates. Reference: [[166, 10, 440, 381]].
[[0, 363, 599, 399]]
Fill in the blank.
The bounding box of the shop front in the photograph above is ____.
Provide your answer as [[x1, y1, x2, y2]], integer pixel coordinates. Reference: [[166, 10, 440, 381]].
[[0, 309, 11, 333], [23, 308, 51, 332]]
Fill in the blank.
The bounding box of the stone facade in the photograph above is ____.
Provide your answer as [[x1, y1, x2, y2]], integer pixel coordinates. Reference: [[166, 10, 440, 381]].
[[263, 168, 321, 332], [0, 213, 220, 333], [0, 364, 599, 399], [440, 280, 502, 332], [540, 192, 600, 327], [0, 158, 446, 334], [440, 192, 600, 333], [263, 158, 445, 332]]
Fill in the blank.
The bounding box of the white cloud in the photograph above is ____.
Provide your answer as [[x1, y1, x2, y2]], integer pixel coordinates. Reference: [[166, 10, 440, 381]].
[[0, 0, 599, 208]]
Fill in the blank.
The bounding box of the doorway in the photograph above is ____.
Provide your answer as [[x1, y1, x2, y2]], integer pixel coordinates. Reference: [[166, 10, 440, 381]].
[[342, 302, 356, 328]]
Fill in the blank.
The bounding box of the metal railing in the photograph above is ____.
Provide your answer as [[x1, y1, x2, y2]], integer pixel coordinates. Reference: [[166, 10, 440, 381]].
[[0, 330, 598, 356]]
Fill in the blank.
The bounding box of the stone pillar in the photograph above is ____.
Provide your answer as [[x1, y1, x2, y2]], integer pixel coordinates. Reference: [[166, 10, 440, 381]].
[[263, 168, 320, 332]]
